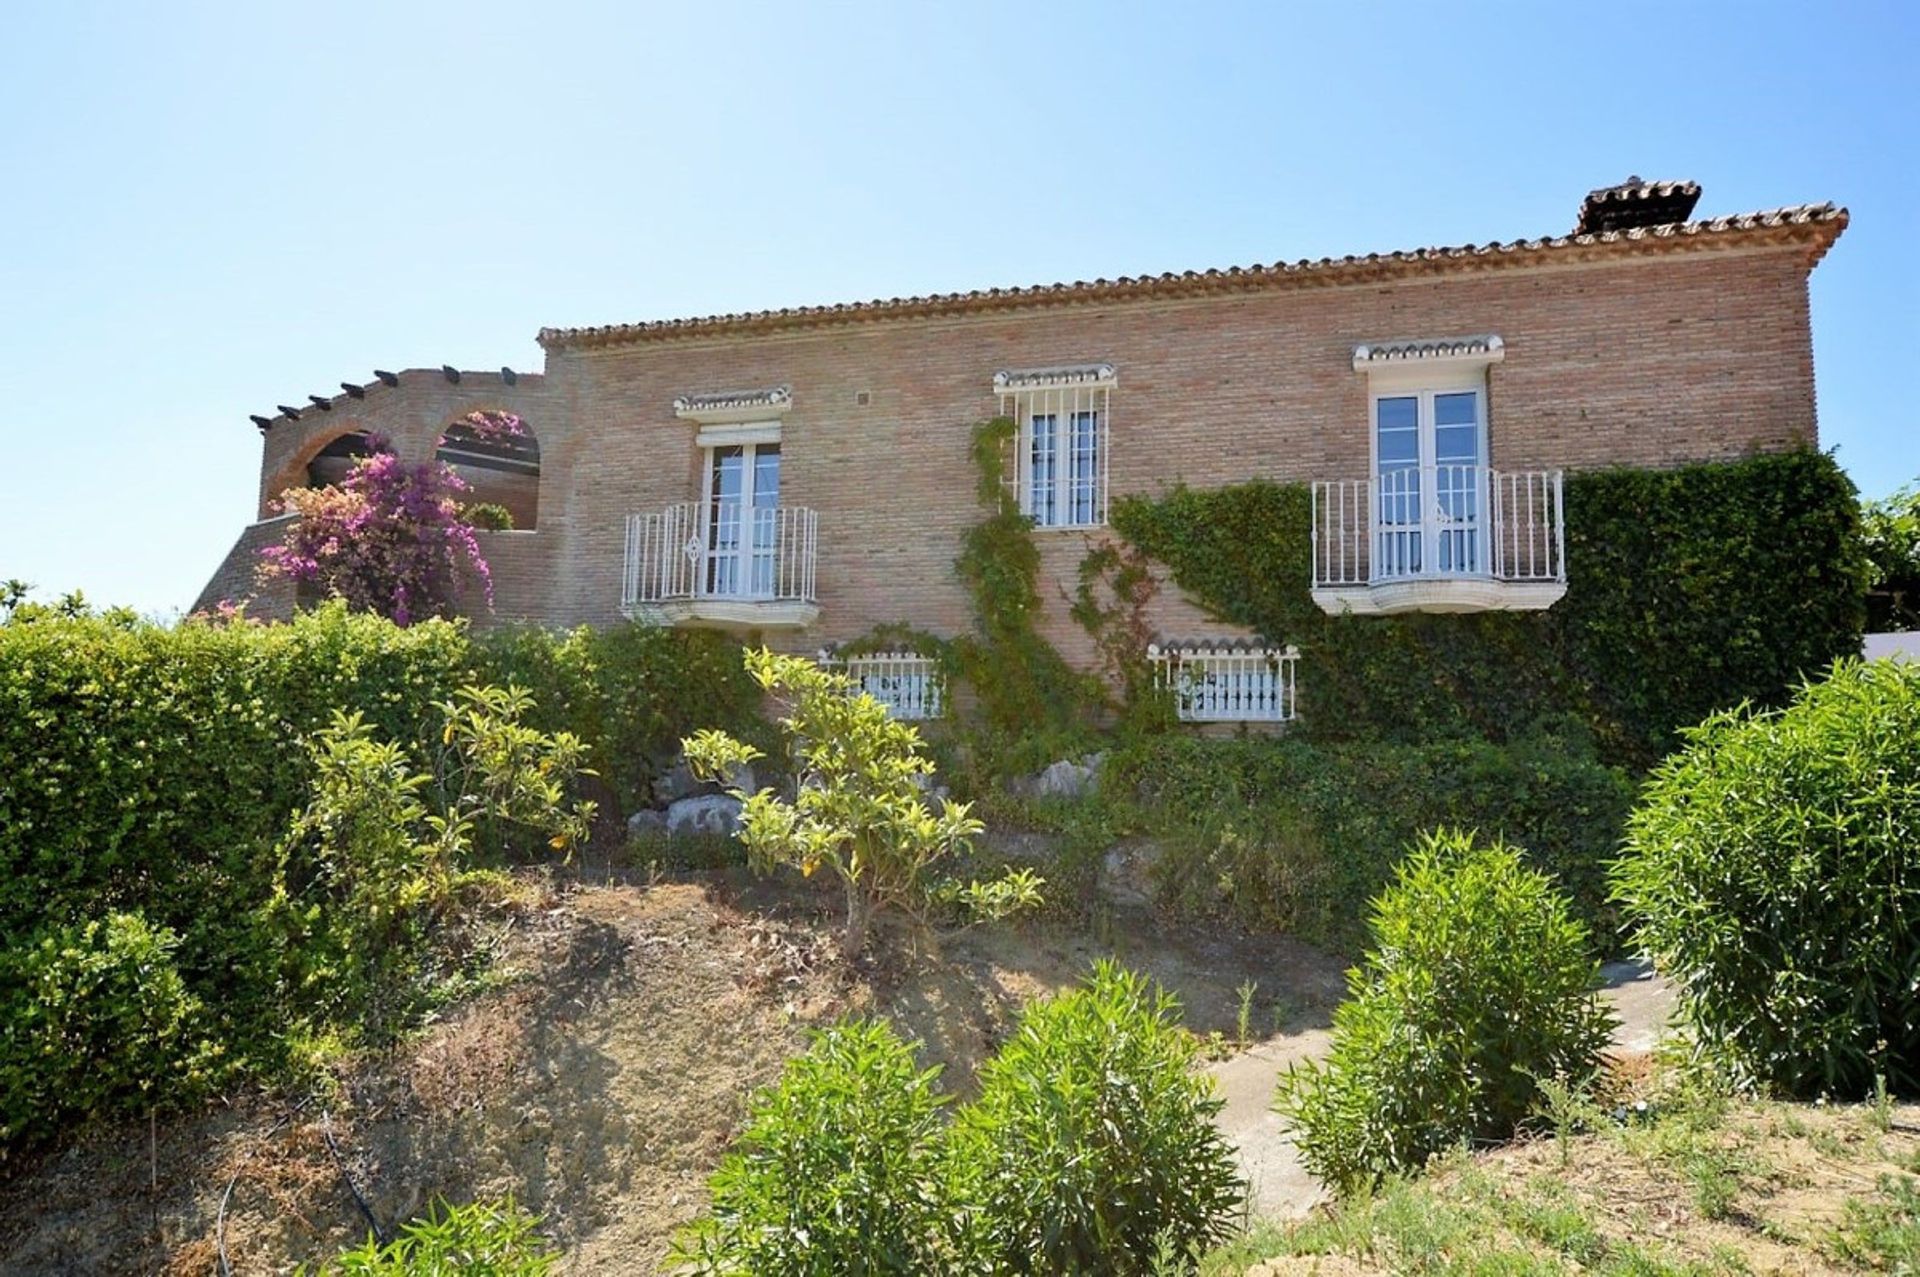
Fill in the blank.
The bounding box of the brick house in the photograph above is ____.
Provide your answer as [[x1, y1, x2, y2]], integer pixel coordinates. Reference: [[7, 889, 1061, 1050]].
[[198, 179, 1846, 722]]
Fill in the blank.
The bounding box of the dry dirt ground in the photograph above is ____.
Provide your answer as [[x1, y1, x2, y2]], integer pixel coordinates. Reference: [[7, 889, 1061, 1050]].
[[0, 869, 1349, 1275]]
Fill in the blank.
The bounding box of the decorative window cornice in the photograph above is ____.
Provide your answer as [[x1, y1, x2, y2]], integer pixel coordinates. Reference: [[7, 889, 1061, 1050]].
[[992, 363, 1116, 392], [1351, 336, 1504, 372], [672, 386, 793, 424]]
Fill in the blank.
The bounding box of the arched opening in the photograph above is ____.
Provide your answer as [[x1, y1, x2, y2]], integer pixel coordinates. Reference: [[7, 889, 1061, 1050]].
[[436, 410, 541, 530], [306, 430, 380, 488]]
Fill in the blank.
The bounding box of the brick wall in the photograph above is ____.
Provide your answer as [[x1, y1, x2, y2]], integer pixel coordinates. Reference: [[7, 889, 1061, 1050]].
[[219, 242, 1826, 662], [190, 516, 300, 619]]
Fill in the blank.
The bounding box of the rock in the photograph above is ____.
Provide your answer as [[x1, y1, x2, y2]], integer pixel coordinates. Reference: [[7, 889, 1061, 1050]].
[[665, 793, 744, 838], [625, 809, 668, 839], [1009, 752, 1106, 800], [1100, 838, 1162, 910], [650, 758, 757, 807]]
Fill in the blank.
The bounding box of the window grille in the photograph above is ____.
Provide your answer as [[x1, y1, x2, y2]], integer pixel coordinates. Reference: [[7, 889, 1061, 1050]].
[[1148, 643, 1298, 723], [822, 651, 944, 720], [994, 364, 1114, 528]]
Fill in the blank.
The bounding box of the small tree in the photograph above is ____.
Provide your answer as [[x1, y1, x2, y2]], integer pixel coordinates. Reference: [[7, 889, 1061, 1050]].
[[259, 436, 494, 625], [683, 650, 1039, 962]]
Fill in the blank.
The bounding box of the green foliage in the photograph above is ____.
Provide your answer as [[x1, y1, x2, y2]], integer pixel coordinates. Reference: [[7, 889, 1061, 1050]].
[[684, 650, 1038, 962], [950, 960, 1245, 1273], [461, 502, 516, 532], [0, 912, 214, 1149], [0, 603, 675, 1152], [307, 1197, 557, 1275], [1111, 451, 1868, 766], [470, 621, 764, 810], [1861, 479, 1920, 630], [1110, 733, 1635, 952], [1276, 831, 1616, 1193], [671, 1019, 957, 1275], [1613, 658, 1920, 1099], [270, 691, 592, 1043], [951, 416, 1101, 752]]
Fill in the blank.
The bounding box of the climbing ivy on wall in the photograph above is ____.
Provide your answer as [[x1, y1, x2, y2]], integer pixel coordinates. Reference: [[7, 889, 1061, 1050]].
[[1111, 449, 1868, 767]]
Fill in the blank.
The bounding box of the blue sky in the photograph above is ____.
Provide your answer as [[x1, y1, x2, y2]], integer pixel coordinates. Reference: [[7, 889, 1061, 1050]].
[[2, 1, 1914, 616]]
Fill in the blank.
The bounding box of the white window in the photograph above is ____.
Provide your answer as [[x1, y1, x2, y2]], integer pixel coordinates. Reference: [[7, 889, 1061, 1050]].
[[1353, 338, 1502, 579], [994, 364, 1114, 528], [823, 651, 944, 720], [1148, 643, 1298, 723]]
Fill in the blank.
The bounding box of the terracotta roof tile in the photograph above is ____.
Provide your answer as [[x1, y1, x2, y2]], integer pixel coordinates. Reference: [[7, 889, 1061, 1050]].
[[538, 202, 1846, 353]]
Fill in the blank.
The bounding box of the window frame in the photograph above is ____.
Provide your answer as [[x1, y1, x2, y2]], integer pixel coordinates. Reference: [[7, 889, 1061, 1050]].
[[995, 365, 1114, 531]]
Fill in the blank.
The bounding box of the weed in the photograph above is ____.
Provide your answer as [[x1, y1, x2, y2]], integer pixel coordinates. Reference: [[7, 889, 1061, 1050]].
[[1235, 979, 1257, 1048]]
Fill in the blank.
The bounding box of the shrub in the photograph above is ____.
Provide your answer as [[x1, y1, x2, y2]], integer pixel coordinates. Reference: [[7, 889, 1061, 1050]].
[[471, 621, 764, 810], [949, 961, 1244, 1272], [1276, 831, 1615, 1193], [671, 1019, 955, 1275], [0, 912, 214, 1149], [462, 502, 516, 532], [1111, 734, 1635, 952], [271, 691, 592, 1045], [684, 650, 1040, 962], [1861, 479, 1920, 630], [260, 440, 498, 624], [1614, 658, 1920, 1098], [306, 1197, 557, 1275]]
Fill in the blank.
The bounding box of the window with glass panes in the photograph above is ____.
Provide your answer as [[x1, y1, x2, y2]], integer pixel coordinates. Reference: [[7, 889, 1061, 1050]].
[[1372, 385, 1487, 577], [996, 369, 1112, 528]]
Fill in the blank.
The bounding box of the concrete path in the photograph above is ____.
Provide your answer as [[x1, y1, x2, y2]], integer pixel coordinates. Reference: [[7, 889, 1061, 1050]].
[[1209, 959, 1675, 1219]]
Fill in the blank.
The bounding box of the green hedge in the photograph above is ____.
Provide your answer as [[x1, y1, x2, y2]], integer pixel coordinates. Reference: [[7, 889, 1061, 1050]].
[[0, 604, 759, 1144], [1108, 733, 1636, 952], [0, 607, 759, 946], [1112, 450, 1867, 766]]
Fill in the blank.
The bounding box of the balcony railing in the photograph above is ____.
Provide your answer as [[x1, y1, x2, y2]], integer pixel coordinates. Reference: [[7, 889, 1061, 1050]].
[[824, 651, 945, 720], [1148, 643, 1298, 723], [1310, 467, 1565, 614], [623, 501, 819, 624]]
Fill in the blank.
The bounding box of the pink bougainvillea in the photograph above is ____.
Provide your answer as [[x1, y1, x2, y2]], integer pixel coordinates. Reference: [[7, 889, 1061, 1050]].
[[259, 436, 491, 625]]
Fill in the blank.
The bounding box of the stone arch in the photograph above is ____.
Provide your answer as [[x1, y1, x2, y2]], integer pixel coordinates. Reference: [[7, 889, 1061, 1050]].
[[435, 409, 541, 530], [262, 423, 386, 515]]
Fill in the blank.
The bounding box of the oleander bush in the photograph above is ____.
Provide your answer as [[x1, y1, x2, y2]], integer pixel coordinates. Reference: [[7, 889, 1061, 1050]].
[[1276, 831, 1616, 1193], [671, 1019, 957, 1275], [306, 1197, 558, 1275], [1110, 732, 1635, 952], [1614, 658, 1920, 1098], [677, 965, 1243, 1274], [949, 961, 1245, 1273]]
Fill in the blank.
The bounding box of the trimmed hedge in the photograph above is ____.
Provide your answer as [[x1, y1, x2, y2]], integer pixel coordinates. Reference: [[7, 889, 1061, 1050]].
[[1109, 733, 1636, 952], [0, 607, 759, 951], [0, 604, 759, 1147], [1112, 449, 1867, 766]]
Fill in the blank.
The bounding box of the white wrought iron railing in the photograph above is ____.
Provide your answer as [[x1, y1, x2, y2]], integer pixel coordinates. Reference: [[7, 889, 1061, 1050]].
[[623, 501, 818, 610], [823, 651, 945, 720], [1311, 467, 1564, 589], [1148, 643, 1298, 723]]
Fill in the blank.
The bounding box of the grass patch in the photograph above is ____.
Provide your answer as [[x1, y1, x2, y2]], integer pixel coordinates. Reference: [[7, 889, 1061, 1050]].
[[1207, 1093, 1920, 1275]]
